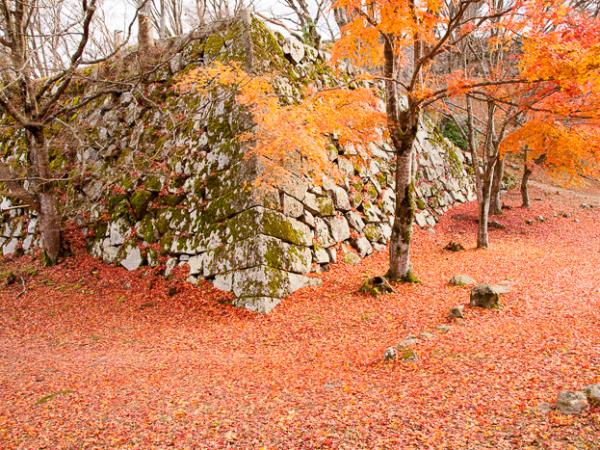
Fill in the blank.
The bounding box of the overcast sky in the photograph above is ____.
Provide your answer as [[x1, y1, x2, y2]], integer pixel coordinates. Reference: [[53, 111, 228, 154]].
[[99, 0, 335, 41]]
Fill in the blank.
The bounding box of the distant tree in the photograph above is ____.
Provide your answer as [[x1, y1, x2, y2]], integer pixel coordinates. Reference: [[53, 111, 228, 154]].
[[138, 0, 155, 51], [0, 0, 153, 262]]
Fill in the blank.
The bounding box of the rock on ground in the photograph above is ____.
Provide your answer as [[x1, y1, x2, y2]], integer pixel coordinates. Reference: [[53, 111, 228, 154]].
[[555, 391, 589, 415], [470, 284, 509, 309], [449, 274, 476, 286], [584, 384, 600, 406]]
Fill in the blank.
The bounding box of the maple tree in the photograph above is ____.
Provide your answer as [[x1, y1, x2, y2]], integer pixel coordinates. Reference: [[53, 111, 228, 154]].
[[332, 0, 600, 256], [330, 0, 530, 275], [500, 3, 600, 207]]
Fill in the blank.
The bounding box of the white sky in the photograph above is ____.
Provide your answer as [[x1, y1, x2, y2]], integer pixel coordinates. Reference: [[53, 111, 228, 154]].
[[100, 0, 335, 41]]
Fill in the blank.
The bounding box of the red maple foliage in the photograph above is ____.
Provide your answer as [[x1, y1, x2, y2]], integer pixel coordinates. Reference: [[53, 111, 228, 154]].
[[0, 186, 598, 448]]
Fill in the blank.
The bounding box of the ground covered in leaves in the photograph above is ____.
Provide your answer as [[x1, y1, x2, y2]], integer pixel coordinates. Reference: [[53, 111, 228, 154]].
[[1, 186, 599, 449]]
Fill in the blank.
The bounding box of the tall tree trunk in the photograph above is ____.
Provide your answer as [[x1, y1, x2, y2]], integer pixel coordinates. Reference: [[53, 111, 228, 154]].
[[138, 0, 154, 53], [159, 0, 168, 39], [30, 128, 61, 263], [382, 37, 419, 282], [477, 169, 493, 249], [490, 156, 504, 215], [196, 0, 206, 27], [521, 166, 532, 209], [38, 192, 61, 264], [388, 144, 417, 281]]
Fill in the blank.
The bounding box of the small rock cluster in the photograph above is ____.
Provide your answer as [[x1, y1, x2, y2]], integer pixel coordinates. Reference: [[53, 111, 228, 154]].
[[544, 384, 600, 415]]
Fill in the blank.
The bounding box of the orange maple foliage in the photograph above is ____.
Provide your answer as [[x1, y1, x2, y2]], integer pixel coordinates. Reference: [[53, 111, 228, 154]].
[[501, 4, 600, 182], [176, 62, 385, 184]]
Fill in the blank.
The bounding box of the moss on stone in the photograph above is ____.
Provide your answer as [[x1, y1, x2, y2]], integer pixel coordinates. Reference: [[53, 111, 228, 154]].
[[262, 210, 306, 246], [130, 190, 153, 218], [363, 224, 381, 242], [158, 193, 184, 207], [138, 215, 157, 243], [145, 175, 162, 192], [316, 196, 335, 216]]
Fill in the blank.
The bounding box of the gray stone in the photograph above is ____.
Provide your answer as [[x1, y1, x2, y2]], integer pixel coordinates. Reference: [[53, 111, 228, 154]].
[[302, 210, 315, 227], [331, 186, 351, 211], [188, 254, 204, 275], [556, 391, 588, 415], [314, 247, 330, 264], [380, 223, 392, 241], [109, 219, 129, 246], [338, 158, 354, 176], [203, 234, 312, 276], [470, 284, 507, 309], [327, 247, 338, 263], [346, 211, 365, 232], [230, 265, 319, 298], [213, 272, 234, 292], [326, 216, 350, 242], [449, 275, 476, 286], [352, 236, 373, 257], [381, 189, 395, 214], [120, 246, 143, 271], [283, 194, 304, 218], [584, 384, 600, 406], [415, 212, 428, 227], [342, 247, 361, 265], [363, 203, 383, 222], [314, 218, 335, 247], [398, 336, 420, 347], [363, 224, 383, 243], [22, 235, 34, 253], [384, 346, 397, 361], [396, 347, 418, 362], [164, 258, 177, 277], [449, 305, 464, 318], [232, 296, 281, 314], [2, 238, 19, 255], [282, 36, 305, 63], [436, 324, 451, 333]]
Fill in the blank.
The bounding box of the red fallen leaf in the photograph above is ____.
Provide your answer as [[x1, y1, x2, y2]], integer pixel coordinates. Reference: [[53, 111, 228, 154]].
[[0, 185, 599, 448]]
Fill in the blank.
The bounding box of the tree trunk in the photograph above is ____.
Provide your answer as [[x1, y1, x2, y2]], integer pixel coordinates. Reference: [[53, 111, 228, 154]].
[[159, 0, 168, 39], [490, 156, 504, 215], [382, 37, 419, 282], [521, 164, 532, 208], [30, 128, 62, 263], [138, 0, 154, 53], [477, 173, 493, 249], [196, 0, 206, 27], [38, 192, 61, 263], [388, 146, 417, 281]]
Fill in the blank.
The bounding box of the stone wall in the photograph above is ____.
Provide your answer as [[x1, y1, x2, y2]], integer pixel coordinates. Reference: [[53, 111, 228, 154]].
[[0, 17, 474, 313]]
